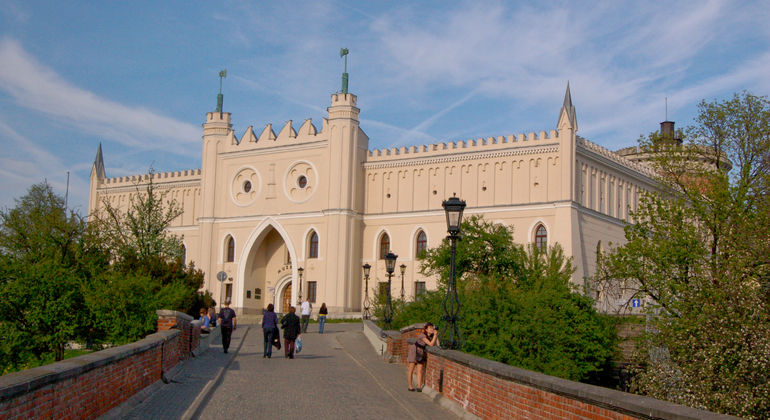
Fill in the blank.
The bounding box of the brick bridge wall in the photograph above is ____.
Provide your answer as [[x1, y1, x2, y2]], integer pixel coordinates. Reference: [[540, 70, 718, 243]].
[[0, 310, 201, 420], [375, 322, 741, 420]]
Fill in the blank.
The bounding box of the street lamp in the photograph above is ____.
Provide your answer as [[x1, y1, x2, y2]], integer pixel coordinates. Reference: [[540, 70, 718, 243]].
[[399, 263, 407, 301], [382, 251, 398, 334], [362, 263, 372, 320], [441, 195, 466, 350], [297, 267, 304, 305]]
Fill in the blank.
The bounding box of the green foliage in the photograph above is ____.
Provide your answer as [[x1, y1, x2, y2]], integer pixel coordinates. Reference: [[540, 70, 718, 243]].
[[391, 215, 619, 384], [0, 183, 98, 365], [1, 172, 206, 374], [594, 92, 770, 419]]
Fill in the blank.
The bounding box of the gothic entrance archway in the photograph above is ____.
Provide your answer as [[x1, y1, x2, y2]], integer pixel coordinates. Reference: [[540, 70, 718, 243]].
[[241, 224, 295, 315]]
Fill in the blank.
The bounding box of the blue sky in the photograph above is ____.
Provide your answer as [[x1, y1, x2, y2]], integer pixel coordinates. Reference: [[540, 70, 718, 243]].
[[1, 1, 768, 212]]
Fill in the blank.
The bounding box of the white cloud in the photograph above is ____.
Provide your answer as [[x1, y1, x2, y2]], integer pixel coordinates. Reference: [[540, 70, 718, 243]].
[[0, 38, 201, 157]]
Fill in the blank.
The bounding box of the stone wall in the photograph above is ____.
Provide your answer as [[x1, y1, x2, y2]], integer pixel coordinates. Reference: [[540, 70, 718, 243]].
[[0, 310, 199, 420], [380, 323, 741, 420]]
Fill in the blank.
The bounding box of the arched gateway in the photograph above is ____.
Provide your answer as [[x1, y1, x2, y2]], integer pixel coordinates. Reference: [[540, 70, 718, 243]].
[[236, 219, 299, 314]]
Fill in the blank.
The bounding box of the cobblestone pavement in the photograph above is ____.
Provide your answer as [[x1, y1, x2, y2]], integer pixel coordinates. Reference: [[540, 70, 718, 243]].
[[103, 326, 250, 420], [197, 323, 454, 420]]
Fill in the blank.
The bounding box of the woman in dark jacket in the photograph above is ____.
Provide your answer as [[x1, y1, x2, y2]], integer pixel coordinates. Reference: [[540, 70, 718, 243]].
[[262, 303, 278, 358], [280, 306, 302, 359]]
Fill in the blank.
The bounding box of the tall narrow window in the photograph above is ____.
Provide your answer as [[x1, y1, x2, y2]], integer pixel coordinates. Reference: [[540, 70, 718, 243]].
[[414, 281, 426, 301], [308, 281, 317, 303], [380, 233, 390, 259], [226, 237, 235, 262], [309, 231, 319, 259], [415, 231, 427, 257], [535, 225, 547, 251], [182, 245, 187, 264]]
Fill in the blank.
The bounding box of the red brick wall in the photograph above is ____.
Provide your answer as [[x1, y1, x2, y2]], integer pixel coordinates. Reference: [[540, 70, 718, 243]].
[[385, 323, 739, 420], [0, 310, 198, 420]]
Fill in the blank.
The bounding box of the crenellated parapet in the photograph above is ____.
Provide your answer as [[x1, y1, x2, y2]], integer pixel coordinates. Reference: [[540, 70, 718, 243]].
[[576, 137, 657, 179], [102, 169, 202, 186], [364, 130, 561, 169]]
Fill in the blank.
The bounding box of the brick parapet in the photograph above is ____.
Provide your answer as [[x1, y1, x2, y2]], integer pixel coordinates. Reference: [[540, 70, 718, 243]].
[[0, 310, 201, 420], [381, 323, 740, 420]]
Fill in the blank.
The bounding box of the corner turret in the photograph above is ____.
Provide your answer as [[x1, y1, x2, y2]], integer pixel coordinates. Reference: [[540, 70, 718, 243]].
[[88, 143, 106, 215], [557, 82, 578, 131]]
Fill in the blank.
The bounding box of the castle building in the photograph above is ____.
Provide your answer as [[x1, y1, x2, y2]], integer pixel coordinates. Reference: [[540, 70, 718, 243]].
[[89, 81, 658, 316]]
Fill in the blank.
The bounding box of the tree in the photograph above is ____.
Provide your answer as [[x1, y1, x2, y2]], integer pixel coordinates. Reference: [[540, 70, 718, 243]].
[[0, 183, 103, 366], [593, 92, 770, 419], [91, 167, 185, 262], [404, 215, 619, 384], [87, 169, 206, 342]]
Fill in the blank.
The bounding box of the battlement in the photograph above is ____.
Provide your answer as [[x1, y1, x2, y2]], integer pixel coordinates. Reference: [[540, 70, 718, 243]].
[[366, 129, 560, 161], [103, 169, 202, 186], [576, 138, 657, 178]]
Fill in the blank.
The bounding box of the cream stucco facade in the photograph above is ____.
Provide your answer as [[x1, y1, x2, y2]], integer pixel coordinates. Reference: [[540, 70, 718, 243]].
[[89, 85, 658, 315]]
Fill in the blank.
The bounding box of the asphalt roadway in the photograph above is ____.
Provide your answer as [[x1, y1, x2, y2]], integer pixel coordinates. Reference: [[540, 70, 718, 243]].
[[104, 323, 455, 420]]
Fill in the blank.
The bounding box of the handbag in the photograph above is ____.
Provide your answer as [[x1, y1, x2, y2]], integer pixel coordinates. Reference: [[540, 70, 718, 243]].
[[414, 341, 426, 363], [272, 326, 281, 350], [295, 336, 303, 353]]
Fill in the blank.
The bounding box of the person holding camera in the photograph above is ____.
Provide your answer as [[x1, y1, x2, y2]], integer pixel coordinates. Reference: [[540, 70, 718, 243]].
[[406, 322, 439, 392]]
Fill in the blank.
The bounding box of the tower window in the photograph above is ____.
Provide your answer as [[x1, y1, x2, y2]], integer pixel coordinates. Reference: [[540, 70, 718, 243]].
[[309, 231, 319, 259], [535, 225, 547, 251], [380, 233, 390, 259], [226, 237, 235, 262], [416, 231, 427, 257]]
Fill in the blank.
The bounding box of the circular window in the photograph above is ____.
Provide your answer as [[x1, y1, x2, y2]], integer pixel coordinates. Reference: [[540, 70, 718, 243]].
[[243, 180, 252, 193], [298, 175, 308, 189]]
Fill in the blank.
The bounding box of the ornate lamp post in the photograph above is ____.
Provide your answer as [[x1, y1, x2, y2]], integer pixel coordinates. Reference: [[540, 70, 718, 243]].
[[399, 264, 407, 301], [362, 263, 372, 320], [440, 195, 466, 350], [382, 251, 398, 333], [297, 267, 304, 305]]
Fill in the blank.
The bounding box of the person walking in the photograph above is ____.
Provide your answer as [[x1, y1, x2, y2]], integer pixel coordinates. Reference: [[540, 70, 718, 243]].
[[318, 303, 328, 333], [209, 307, 217, 327], [262, 303, 278, 358], [300, 298, 312, 333], [219, 300, 237, 354], [406, 322, 439, 392], [280, 306, 301, 359]]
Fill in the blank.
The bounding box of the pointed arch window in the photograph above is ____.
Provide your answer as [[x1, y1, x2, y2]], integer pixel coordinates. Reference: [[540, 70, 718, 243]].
[[226, 237, 235, 262], [415, 231, 427, 257], [535, 225, 547, 251], [309, 231, 319, 259], [380, 233, 390, 259]]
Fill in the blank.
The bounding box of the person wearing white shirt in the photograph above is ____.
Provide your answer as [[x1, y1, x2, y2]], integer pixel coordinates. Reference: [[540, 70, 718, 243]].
[[300, 298, 312, 333]]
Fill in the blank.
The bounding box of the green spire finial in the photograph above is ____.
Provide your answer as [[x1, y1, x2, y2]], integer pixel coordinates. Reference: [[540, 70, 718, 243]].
[[216, 69, 227, 114], [340, 48, 349, 94]]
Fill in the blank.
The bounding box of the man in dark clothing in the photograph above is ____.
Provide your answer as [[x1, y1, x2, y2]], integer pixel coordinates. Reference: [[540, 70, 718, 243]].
[[219, 300, 237, 353], [280, 306, 301, 359]]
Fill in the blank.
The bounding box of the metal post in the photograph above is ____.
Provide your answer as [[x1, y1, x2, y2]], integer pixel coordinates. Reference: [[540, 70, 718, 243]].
[[399, 264, 406, 301], [362, 264, 372, 320], [440, 233, 462, 349]]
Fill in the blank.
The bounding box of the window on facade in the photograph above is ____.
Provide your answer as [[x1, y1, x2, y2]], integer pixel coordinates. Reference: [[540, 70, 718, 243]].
[[307, 281, 317, 303], [225, 283, 233, 302], [416, 231, 427, 257], [535, 225, 547, 251], [378, 282, 389, 304], [414, 281, 426, 301], [380, 233, 390, 259], [309, 231, 319, 259], [226, 237, 235, 262], [182, 245, 187, 264]]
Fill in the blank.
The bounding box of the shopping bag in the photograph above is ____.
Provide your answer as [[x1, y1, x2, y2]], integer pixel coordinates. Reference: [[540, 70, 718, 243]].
[[295, 336, 302, 353]]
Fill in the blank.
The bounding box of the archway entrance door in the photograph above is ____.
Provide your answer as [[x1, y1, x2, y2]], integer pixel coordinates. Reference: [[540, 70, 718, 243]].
[[282, 285, 292, 313]]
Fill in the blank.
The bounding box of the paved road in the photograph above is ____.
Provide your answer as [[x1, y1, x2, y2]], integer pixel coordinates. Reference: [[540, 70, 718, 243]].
[[198, 323, 452, 420], [106, 323, 454, 420]]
